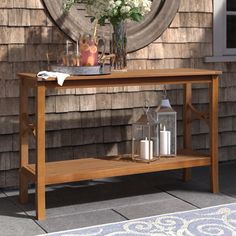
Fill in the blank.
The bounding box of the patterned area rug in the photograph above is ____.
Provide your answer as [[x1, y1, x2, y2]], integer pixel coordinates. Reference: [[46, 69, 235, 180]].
[[41, 203, 236, 236]]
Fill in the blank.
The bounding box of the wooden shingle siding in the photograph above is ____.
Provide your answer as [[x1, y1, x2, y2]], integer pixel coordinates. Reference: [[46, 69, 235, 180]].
[[179, 13, 212, 28], [0, 0, 235, 187], [179, 0, 212, 12]]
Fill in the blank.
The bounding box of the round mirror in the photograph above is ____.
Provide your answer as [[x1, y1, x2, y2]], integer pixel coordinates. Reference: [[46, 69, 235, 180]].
[[43, 0, 180, 52]]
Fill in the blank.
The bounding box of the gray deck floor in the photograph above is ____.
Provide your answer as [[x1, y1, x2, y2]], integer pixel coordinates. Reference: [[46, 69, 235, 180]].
[[1, 161, 236, 236]]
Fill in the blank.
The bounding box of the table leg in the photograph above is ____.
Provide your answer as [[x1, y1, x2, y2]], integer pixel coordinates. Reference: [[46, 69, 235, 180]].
[[183, 83, 192, 182], [209, 76, 219, 193], [35, 85, 46, 220], [19, 80, 29, 204]]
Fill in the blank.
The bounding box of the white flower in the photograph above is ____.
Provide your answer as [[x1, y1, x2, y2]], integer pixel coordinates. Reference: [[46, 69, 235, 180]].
[[125, 6, 131, 12], [120, 6, 126, 14], [120, 5, 131, 14], [115, 0, 122, 6], [76, 0, 152, 24]]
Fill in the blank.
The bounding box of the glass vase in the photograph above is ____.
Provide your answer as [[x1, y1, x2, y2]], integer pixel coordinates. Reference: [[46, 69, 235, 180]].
[[111, 20, 127, 70]]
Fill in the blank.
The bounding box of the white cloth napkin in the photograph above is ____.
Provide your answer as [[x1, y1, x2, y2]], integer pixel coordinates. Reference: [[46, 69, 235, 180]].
[[37, 71, 70, 86]]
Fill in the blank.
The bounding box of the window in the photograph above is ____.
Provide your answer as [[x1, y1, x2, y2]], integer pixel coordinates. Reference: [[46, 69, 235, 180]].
[[226, 0, 236, 52], [206, 0, 236, 62]]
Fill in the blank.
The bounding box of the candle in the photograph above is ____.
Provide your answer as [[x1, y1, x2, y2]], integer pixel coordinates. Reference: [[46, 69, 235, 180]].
[[76, 40, 79, 57], [76, 40, 79, 66], [160, 125, 171, 155], [140, 137, 153, 160], [66, 40, 69, 66]]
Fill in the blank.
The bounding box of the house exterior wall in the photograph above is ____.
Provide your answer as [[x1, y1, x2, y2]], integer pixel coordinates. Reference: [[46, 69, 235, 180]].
[[0, 0, 235, 187]]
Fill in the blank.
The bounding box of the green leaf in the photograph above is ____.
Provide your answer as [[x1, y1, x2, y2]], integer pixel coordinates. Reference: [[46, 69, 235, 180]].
[[63, 0, 88, 11], [98, 16, 106, 26], [130, 13, 143, 22], [63, 0, 78, 11]]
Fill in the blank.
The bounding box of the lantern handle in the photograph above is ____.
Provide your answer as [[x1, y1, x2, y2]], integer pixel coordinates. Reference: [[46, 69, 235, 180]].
[[143, 99, 150, 114], [163, 85, 167, 99], [143, 99, 157, 124]]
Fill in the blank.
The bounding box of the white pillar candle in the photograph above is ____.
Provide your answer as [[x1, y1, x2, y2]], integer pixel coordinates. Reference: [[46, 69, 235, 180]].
[[160, 126, 171, 155], [140, 137, 153, 160]]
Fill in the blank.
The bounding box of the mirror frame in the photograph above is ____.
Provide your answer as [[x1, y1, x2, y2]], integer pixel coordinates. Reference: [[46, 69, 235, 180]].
[[42, 0, 180, 52]]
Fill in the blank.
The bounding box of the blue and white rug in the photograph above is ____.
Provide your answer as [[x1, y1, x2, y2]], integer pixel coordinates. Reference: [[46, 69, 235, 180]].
[[41, 203, 236, 236]]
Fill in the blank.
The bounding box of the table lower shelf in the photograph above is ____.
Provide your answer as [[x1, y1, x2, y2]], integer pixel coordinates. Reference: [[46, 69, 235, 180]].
[[22, 154, 211, 185]]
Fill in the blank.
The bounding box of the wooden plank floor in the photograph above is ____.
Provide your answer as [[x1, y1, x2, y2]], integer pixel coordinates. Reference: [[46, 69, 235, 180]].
[[26, 155, 211, 185]]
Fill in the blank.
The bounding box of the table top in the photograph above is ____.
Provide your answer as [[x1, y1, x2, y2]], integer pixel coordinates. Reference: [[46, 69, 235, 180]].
[[18, 68, 222, 88]]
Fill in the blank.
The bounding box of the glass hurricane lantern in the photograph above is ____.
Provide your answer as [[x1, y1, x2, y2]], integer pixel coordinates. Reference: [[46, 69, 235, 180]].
[[132, 107, 159, 163], [155, 98, 177, 157]]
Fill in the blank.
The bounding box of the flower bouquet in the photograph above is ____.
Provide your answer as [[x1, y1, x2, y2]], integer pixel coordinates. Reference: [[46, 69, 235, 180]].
[[64, 0, 152, 70]]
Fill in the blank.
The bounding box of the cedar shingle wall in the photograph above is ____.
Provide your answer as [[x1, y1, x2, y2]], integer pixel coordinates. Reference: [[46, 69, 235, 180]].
[[0, 0, 235, 187]]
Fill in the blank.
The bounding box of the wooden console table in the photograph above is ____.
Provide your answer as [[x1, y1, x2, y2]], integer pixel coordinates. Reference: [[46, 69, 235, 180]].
[[18, 68, 221, 220]]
